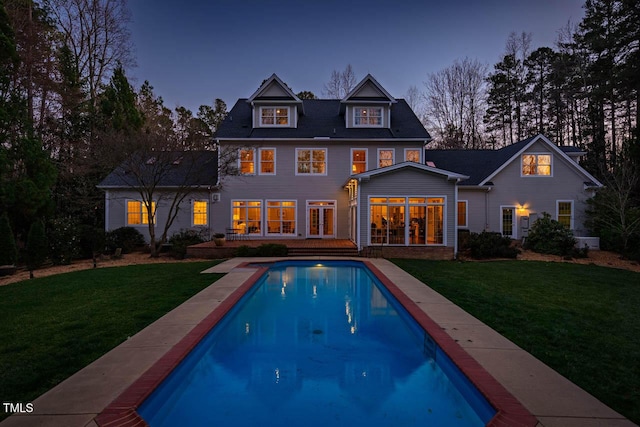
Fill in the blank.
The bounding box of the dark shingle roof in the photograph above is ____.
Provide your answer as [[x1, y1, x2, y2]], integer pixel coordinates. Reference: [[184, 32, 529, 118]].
[[216, 99, 431, 140], [98, 151, 218, 188], [425, 136, 537, 185]]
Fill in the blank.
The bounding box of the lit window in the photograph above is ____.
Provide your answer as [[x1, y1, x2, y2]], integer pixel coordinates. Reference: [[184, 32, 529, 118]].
[[127, 200, 156, 225], [193, 200, 208, 226], [354, 107, 382, 126], [557, 201, 573, 229], [261, 107, 289, 126], [296, 148, 327, 175], [405, 149, 421, 163], [522, 154, 551, 176], [239, 148, 255, 174], [232, 200, 262, 235], [259, 148, 275, 175], [351, 149, 367, 174], [378, 149, 394, 168], [457, 201, 467, 227], [267, 201, 296, 235]]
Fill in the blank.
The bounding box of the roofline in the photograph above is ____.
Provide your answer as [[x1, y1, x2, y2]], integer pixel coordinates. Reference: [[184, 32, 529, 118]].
[[247, 73, 302, 104], [216, 137, 431, 143], [351, 161, 469, 181], [341, 74, 397, 103], [479, 134, 604, 187], [96, 184, 217, 190]]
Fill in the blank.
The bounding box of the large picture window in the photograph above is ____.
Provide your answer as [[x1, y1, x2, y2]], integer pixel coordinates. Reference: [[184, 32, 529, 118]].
[[522, 154, 551, 176], [296, 148, 327, 175], [260, 107, 289, 126], [369, 196, 445, 246], [267, 201, 296, 235], [232, 200, 262, 235], [127, 200, 156, 226], [354, 107, 382, 126]]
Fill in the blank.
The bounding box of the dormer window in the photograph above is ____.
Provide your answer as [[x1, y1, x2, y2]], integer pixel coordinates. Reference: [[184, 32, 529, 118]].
[[260, 107, 289, 126], [354, 107, 383, 126]]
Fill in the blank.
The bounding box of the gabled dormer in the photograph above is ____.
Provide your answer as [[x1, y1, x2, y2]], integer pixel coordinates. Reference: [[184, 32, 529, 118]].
[[341, 74, 397, 129], [247, 74, 303, 129]]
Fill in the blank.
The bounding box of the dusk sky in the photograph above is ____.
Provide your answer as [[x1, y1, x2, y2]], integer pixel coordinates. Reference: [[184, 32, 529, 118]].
[[127, 0, 586, 113]]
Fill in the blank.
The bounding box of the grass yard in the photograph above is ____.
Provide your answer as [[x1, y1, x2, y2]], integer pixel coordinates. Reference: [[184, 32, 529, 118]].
[[0, 261, 222, 421], [392, 259, 640, 425]]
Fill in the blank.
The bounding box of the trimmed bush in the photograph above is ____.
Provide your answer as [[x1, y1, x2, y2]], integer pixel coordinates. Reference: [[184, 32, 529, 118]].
[[524, 212, 577, 256], [105, 227, 145, 254], [0, 213, 17, 266], [77, 225, 106, 259], [467, 231, 519, 259], [234, 244, 288, 257], [235, 245, 258, 257], [48, 217, 80, 265], [168, 229, 207, 259]]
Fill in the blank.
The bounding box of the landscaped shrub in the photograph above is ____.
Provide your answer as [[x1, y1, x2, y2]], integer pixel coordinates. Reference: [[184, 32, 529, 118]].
[[524, 212, 577, 256], [26, 220, 48, 277], [168, 229, 207, 259], [105, 227, 145, 254], [234, 244, 288, 257], [0, 213, 17, 266], [77, 225, 106, 259], [467, 231, 519, 259], [48, 217, 80, 265]]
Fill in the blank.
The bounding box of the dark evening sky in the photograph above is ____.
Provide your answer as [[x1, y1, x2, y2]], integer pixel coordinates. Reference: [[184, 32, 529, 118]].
[[127, 0, 585, 112]]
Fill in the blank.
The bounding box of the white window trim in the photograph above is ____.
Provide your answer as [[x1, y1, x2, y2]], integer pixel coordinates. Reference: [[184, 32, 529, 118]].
[[238, 148, 256, 175], [191, 199, 208, 227], [457, 200, 468, 228], [125, 199, 157, 228], [353, 106, 383, 127], [259, 106, 290, 127], [266, 199, 297, 236], [556, 200, 574, 229], [377, 148, 395, 168], [258, 147, 276, 175], [350, 148, 368, 174], [521, 152, 553, 177], [367, 195, 447, 247], [231, 199, 263, 236], [295, 148, 328, 176], [404, 148, 422, 163]]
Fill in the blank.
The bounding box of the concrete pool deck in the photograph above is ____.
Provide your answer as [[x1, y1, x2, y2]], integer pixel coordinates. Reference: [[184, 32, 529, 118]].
[[1, 257, 635, 427]]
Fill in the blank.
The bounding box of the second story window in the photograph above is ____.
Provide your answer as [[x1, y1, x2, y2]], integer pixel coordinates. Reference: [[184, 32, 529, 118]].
[[261, 107, 289, 126], [522, 153, 551, 176], [296, 148, 327, 175], [351, 149, 367, 174], [405, 149, 421, 163], [259, 148, 276, 175], [378, 149, 394, 168], [354, 107, 382, 126], [239, 148, 255, 174]]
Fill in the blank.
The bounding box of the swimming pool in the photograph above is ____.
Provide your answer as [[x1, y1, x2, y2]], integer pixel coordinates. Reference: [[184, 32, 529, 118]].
[[138, 260, 491, 426], [96, 260, 536, 427]]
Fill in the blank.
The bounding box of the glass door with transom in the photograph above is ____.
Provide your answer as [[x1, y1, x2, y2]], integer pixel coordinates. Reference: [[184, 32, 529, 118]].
[[307, 201, 335, 238]]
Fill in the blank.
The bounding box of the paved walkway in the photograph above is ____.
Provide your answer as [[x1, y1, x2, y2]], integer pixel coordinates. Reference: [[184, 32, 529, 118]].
[[1, 257, 635, 427]]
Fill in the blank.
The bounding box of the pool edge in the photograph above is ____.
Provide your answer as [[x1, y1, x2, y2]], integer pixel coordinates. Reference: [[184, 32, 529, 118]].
[[95, 260, 537, 427]]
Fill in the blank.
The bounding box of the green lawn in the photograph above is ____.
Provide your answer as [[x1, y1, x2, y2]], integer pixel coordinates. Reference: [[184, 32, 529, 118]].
[[0, 261, 222, 421], [392, 259, 640, 425]]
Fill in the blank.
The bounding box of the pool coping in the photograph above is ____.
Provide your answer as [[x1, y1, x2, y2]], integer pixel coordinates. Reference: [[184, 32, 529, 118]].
[[1, 257, 634, 427]]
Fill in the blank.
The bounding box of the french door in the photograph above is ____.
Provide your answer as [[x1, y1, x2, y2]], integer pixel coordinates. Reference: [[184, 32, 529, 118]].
[[307, 201, 335, 238]]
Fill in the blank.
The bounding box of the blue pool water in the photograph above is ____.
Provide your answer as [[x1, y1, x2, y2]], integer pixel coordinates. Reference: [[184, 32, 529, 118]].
[[139, 261, 496, 426]]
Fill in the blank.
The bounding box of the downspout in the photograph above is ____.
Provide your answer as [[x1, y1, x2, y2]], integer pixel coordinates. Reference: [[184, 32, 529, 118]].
[[485, 186, 493, 231], [104, 190, 110, 232], [454, 180, 459, 259], [357, 179, 362, 251]]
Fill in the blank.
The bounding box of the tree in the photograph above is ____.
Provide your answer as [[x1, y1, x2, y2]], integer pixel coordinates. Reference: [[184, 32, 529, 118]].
[[424, 58, 487, 148], [0, 213, 17, 266], [323, 64, 357, 99], [296, 90, 317, 100], [197, 98, 227, 138], [26, 219, 47, 278]]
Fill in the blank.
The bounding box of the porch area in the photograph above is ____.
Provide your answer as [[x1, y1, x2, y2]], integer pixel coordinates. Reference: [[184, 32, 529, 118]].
[[187, 239, 360, 258]]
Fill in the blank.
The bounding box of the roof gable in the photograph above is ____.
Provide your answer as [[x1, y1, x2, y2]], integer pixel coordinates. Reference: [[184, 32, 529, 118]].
[[342, 74, 396, 103], [352, 161, 468, 181], [247, 74, 301, 103]]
